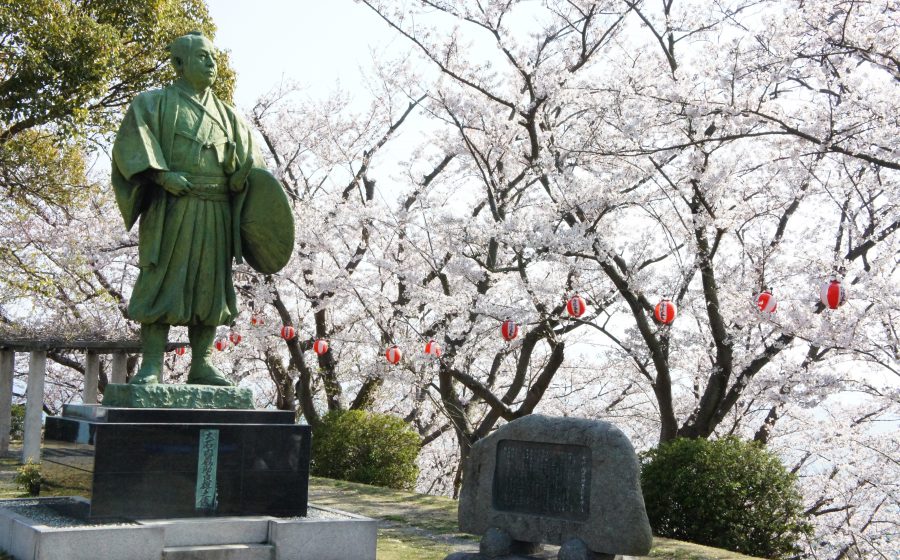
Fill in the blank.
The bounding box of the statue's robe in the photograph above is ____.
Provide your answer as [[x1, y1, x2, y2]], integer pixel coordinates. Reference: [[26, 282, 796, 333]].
[[112, 84, 263, 326]]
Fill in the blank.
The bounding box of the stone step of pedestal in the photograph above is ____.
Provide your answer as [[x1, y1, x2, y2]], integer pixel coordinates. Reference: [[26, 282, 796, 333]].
[[0, 499, 377, 560], [139, 517, 273, 547], [162, 543, 275, 560]]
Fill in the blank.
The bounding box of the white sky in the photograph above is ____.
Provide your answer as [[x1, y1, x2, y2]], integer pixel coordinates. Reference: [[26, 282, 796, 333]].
[[208, 1, 401, 108]]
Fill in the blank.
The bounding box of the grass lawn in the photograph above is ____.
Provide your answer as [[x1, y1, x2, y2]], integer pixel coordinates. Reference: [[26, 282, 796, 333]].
[[0, 449, 760, 560], [307, 477, 762, 560]]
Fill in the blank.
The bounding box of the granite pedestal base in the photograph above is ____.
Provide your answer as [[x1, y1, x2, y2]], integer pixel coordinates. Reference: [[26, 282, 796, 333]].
[[0, 498, 376, 560], [43, 405, 309, 520]]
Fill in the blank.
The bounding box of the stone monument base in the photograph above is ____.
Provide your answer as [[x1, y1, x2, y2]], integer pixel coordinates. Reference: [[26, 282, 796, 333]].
[[0, 498, 376, 560], [445, 553, 557, 560], [445, 533, 617, 560], [43, 404, 308, 520], [101, 383, 254, 409], [446, 551, 616, 560]]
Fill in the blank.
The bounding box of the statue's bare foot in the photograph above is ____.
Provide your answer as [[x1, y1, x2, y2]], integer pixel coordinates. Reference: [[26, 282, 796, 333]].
[[187, 362, 233, 386]]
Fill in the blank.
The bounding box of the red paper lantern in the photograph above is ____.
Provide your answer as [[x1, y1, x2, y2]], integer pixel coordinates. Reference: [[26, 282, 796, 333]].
[[820, 279, 846, 309], [385, 345, 402, 365], [229, 331, 243, 345], [756, 291, 777, 313], [424, 340, 442, 358], [313, 339, 329, 355], [566, 294, 587, 318], [214, 337, 228, 352], [654, 299, 676, 325], [501, 320, 519, 341], [280, 325, 296, 341], [174, 346, 187, 356], [250, 314, 264, 327]]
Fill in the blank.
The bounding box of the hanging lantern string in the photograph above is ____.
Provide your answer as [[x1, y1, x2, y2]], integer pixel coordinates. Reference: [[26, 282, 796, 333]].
[[241, 292, 603, 351]]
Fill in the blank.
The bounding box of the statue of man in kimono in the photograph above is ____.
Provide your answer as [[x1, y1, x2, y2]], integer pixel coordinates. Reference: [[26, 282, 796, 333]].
[[112, 32, 290, 386]]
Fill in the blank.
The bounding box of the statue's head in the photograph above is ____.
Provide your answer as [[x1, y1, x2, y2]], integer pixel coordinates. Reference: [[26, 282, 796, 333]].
[[168, 31, 217, 91]]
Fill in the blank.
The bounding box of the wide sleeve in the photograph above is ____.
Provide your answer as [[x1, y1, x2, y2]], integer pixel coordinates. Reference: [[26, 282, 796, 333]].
[[111, 92, 169, 230], [112, 92, 169, 180]]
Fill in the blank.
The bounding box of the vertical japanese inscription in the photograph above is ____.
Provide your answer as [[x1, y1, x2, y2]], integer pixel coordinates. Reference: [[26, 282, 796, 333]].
[[195, 429, 219, 511], [493, 440, 591, 521]]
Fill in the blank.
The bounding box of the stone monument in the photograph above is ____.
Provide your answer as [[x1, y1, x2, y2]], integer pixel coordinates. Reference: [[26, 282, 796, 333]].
[[0, 31, 377, 560], [40, 29, 304, 519], [447, 415, 653, 560]]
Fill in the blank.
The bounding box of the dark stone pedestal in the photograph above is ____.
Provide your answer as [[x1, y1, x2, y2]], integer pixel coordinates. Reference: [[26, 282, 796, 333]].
[[43, 404, 310, 521]]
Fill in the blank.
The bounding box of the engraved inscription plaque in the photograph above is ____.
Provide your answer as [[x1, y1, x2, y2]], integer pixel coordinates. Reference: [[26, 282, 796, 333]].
[[492, 440, 591, 521], [195, 428, 219, 511]]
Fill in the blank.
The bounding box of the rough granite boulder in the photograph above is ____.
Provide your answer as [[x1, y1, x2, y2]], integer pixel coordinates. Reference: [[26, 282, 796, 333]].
[[457, 415, 652, 557]]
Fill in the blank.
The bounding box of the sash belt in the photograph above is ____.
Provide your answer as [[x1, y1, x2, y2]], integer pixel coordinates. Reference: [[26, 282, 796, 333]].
[[184, 175, 230, 201]]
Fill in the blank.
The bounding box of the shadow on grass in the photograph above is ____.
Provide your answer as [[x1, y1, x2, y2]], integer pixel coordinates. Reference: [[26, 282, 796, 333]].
[[37, 461, 92, 498]]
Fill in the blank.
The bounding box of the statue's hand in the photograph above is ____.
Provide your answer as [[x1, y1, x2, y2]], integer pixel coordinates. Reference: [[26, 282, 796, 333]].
[[156, 171, 193, 196]]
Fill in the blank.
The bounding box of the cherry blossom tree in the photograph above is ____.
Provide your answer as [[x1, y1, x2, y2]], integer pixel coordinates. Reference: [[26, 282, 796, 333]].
[[350, 0, 899, 556], [1, 1, 896, 557]]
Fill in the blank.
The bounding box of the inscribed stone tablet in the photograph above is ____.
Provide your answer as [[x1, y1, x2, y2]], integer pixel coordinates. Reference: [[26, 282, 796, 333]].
[[492, 440, 591, 521]]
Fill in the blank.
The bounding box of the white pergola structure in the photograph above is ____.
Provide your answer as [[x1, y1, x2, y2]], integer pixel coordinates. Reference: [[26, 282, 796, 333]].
[[0, 339, 185, 463]]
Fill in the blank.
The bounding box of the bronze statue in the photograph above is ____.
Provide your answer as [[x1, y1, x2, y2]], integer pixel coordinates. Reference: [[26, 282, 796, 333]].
[[112, 32, 293, 386]]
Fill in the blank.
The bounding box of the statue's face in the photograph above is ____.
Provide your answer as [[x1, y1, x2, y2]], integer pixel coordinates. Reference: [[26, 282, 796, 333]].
[[180, 41, 217, 91]]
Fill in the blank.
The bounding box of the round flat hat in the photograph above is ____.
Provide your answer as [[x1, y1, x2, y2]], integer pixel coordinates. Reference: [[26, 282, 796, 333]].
[[240, 168, 295, 274]]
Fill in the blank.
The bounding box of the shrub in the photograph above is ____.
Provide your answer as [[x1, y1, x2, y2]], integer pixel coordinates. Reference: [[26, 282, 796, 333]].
[[311, 410, 420, 491], [15, 459, 42, 496], [640, 436, 811, 559], [10, 404, 24, 440]]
